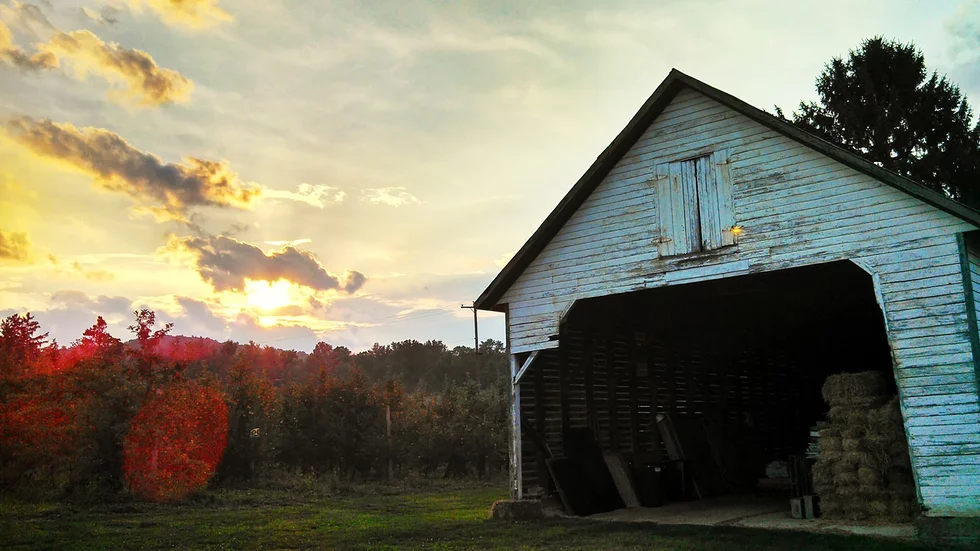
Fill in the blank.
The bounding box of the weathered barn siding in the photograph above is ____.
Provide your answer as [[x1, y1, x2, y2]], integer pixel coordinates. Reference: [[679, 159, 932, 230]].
[[501, 87, 980, 515]]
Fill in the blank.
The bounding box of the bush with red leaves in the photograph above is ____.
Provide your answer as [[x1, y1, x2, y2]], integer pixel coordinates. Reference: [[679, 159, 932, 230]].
[[122, 381, 228, 501]]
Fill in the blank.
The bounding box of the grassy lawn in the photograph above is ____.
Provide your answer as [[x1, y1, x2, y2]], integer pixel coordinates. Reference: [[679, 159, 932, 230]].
[[0, 483, 935, 550]]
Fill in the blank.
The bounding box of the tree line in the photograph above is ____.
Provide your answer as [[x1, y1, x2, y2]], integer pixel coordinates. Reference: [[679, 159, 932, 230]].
[[0, 311, 510, 501]]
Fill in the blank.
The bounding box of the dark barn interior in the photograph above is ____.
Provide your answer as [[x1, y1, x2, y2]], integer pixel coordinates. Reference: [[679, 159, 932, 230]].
[[517, 260, 898, 513]]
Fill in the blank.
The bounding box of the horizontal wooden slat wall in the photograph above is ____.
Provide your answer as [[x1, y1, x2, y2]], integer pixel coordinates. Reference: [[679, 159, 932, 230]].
[[519, 330, 825, 497]]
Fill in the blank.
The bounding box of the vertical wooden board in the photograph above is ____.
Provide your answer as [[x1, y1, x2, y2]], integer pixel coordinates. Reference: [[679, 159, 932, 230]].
[[655, 163, 675, 257], [678, 159, 702, 254], [714, 148, 735, 246], [695, 154, 719, 249]]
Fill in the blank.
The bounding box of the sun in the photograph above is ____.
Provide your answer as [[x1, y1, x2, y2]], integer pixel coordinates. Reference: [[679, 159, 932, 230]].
[[244, 279, 292, 311]]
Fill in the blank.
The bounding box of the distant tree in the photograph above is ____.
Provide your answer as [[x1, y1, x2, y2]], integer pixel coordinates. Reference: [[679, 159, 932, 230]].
[[781, 37, 980, 207], [75, 316, 123, 367], [127, 309, 177, 392], [0, 312, 48, 382]]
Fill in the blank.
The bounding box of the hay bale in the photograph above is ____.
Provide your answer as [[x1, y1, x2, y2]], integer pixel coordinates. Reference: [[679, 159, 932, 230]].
[[841, 426, 865, 439], [819, 436, 843, 454], [835, 471, 858, 487], [842, 438, 863, 452], [877, 397, 904, 425], [812, 462, 834, 488], [828, 406, 869, 426], [819, 427, 841, 439], [867, 497, 890, 518], [858, 466, 883, 487], [821, 450, 843, 463], [890, 498, 916, 521], [865, 433, 895, 451], [822, 372, 887, 406], [821, 498, 844, 518], [889, 482, 917, 500], [832, 460, 858, 476], [842, 451, 873, 466]]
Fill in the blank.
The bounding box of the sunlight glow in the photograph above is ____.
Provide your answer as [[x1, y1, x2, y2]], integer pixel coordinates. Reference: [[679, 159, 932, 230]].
[[245, 279, 292, 311]]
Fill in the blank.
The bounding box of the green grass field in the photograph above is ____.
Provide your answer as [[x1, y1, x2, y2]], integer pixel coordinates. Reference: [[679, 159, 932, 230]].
[[0, 483, 934, 550]]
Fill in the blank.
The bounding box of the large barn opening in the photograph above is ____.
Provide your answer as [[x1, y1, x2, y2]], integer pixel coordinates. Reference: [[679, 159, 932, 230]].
[[518, 260, 898, 516]]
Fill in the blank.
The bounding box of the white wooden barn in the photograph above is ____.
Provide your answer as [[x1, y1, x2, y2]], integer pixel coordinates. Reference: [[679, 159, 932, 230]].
[[475, 70, 980, 520]]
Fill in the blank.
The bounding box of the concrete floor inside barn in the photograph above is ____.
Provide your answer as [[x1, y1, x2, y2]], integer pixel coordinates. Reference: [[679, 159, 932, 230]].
[[588, 494, 917, 540]]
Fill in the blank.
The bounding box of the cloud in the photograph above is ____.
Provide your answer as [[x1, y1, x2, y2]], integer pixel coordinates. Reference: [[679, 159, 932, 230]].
[[81, 6, 120, 26], [0, 2, 55, 37], [174, 295, 225, 332], [0, 20, 57, 70], [1, 11, 191, 107], [162, 233, 367, 294], [4, 117, 261, 221], [70, 261, 114, 281], [36, 29, 192, 107], [131, 0, 232, 30], [264, 238, 312, 247], [0, 229, 30, 262], [50, 289, 132, 314], [263, 183, 346, 208], [362, 186, 420, 207]]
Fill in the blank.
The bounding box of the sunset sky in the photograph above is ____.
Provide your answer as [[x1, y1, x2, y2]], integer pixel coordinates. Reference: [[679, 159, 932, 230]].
[[1, 0, 978, 352]]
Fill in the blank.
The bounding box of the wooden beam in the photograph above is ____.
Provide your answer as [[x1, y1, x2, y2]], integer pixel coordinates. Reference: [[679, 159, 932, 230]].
[[513, 350, 541, 386], [508, 353, 522, 499]]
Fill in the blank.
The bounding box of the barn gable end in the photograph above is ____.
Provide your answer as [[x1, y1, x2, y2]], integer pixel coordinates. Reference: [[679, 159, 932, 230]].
[[480, 72, 980, 517]]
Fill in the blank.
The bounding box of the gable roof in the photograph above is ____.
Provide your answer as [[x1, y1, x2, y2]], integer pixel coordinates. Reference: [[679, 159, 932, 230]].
[[475, 69, 980, 311]]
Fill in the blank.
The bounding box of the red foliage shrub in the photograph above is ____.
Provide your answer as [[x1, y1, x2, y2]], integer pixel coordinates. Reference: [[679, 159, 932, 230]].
[[0, 392, 77, 464], [122, 381, 229, 501]]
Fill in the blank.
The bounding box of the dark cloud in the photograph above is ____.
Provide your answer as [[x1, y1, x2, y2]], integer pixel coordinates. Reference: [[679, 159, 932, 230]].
[[163, 234, 367, 294], [4, 117, 260, 221], [0, 230, 31, 262]]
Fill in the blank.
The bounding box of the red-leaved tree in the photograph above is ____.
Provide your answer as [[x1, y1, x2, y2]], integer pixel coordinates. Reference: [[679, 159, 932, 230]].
[[122, 380, 229, 501]]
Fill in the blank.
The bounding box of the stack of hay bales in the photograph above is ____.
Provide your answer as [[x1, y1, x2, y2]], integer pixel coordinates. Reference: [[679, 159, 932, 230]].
[[811, 372, 919, 521]]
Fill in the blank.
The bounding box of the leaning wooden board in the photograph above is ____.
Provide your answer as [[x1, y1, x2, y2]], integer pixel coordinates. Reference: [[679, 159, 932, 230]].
[[603, 451, 641, 508]]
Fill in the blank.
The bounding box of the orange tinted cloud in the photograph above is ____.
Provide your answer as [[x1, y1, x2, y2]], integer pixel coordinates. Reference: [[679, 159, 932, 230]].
[[0, 20, 57, 70], [0, 229, 31, 262], [37, 29, 192, 107], [1, 20, 191, 107], [133, 0, 232, 29], [4, 117, 260, 221], [162, 234, 366, 294]]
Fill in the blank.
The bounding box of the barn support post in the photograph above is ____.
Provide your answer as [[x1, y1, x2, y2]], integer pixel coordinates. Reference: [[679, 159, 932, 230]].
[[509, 353, 522, 499]]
